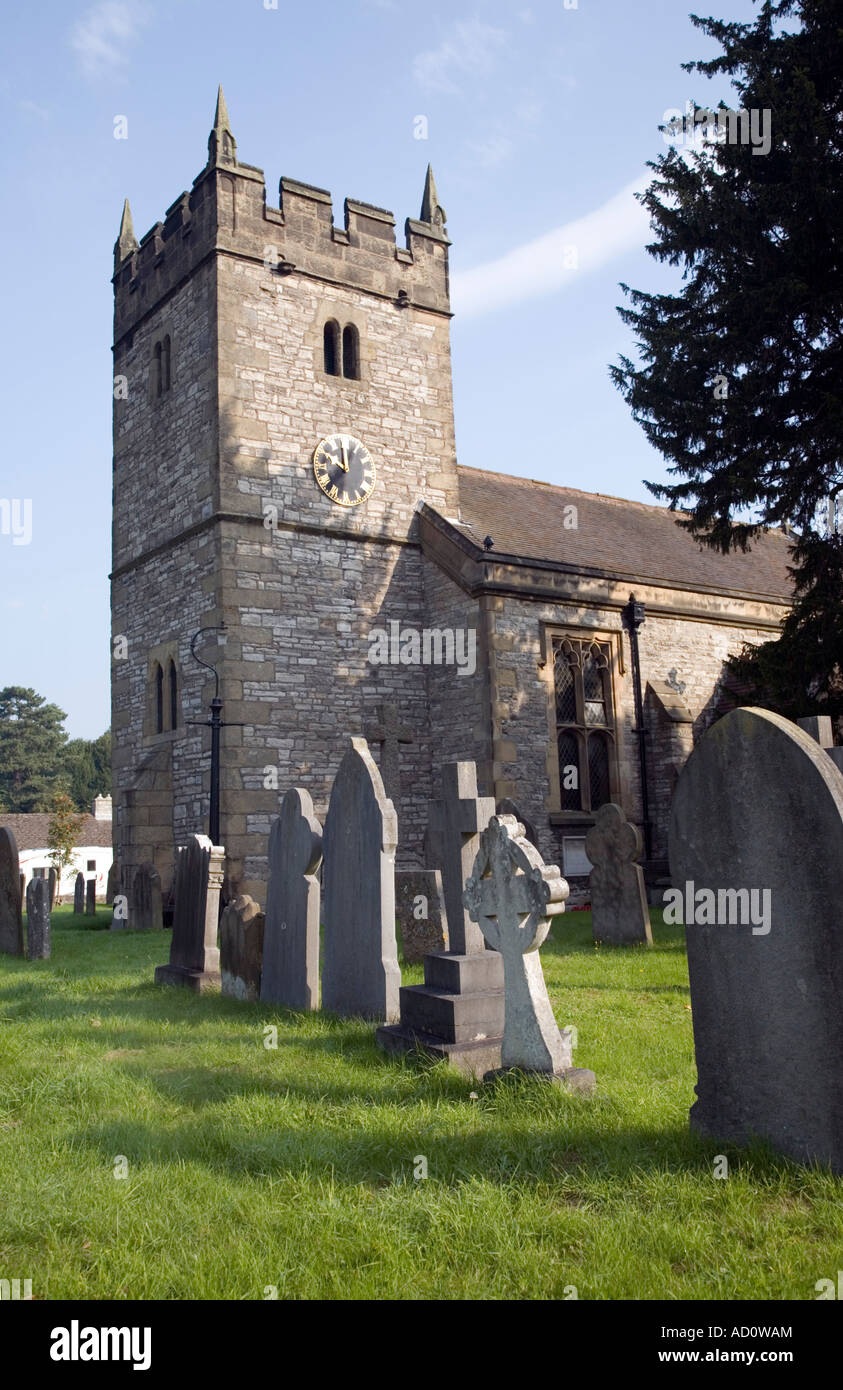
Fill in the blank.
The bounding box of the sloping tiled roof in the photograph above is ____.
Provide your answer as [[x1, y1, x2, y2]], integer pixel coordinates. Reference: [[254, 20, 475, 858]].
[[0, 814, 113, 852], [453, 466, 793, 601]]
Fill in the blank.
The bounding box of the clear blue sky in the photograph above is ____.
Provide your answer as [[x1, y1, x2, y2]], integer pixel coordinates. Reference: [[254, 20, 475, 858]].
[[0, 0, 760, 737]]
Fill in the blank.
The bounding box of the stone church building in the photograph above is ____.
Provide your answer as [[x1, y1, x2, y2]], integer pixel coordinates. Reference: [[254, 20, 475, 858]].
[[111, 90, 792, 904]]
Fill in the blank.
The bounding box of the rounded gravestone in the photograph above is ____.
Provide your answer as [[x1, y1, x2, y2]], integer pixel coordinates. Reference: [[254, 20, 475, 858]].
[[669, 706, 843, 1174]]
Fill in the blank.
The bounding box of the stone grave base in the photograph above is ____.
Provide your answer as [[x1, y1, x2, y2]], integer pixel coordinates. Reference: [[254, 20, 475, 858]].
[[482, 1065, 597, 1094], [154, 963, 221, 993], [376, 948, 505, 1078]]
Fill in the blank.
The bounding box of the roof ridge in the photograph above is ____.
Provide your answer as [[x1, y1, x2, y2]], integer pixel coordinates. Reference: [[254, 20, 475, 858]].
[[455, 463, 691, 518]]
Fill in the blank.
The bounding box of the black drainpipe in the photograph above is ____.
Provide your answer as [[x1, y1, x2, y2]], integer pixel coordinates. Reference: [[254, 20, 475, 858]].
[[623, 594, 653, 862]]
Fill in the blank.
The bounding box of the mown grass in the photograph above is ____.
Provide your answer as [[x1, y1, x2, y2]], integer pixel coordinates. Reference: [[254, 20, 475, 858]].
[[0, 905, 840, 1300]]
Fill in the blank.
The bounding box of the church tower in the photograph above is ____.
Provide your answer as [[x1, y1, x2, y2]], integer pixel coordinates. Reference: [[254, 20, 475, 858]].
[[111, 90, 460, 898]]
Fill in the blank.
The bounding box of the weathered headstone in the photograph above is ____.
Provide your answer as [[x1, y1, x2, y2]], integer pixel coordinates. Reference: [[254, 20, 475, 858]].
[[221, 895, 265, 1001], [321, 739, 400, 1021], [48, 867, 57, 909], [377, 759, 506, 1076], [464, 815, 594, 1090], [25, 878, 51, 960], [106, 861, 119, 906], [85, 880, 96, 916], [585, 803, 653, 946], [394, 869, 448, 963], [427, 762, 496, 954], [73, 872, 85, 915], [0, 829, 24, 956], [669, 706, 843, 1174], [364, 702, 413, 809], [261, 788, 323, 1011], [132, 863, 163, 931], [154, 834, 225, 992]]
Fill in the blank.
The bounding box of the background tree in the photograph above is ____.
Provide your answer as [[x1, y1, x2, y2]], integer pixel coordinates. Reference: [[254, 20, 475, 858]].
[[612, 0, 843, 721], [58, 731, 112, 812], [0, 687, 69, 811], [47, 790, 84, 905]]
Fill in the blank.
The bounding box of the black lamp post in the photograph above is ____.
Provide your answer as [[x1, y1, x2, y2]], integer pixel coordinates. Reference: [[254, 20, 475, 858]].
[[622, 594, 653, 863], [187, 623, 243, 846]]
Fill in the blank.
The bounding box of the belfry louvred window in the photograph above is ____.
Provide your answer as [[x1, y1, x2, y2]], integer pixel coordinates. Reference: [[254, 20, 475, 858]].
[[553, 637, 615, 813]]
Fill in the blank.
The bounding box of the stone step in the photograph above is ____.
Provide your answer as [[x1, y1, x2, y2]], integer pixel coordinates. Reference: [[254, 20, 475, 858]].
[[399, 981, 505, 1043], [423, 949, 504, 995], [375, 1023, 503, 1079]]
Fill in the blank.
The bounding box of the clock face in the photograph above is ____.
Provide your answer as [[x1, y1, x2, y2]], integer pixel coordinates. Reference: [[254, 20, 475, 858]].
[[313, 434, 376, 508]]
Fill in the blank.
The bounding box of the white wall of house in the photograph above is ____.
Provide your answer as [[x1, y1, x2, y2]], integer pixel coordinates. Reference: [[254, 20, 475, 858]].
[[20, 846, 114, 903]]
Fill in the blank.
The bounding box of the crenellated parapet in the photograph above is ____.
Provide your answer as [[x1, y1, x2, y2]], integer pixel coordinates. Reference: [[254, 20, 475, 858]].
[[113, 87, 451, 347]]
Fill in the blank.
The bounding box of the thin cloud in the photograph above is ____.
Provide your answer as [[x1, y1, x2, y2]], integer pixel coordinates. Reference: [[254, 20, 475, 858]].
[[70, 1, 149, 78], [451, 175, 651, 318], [413, 19, 506, 95]]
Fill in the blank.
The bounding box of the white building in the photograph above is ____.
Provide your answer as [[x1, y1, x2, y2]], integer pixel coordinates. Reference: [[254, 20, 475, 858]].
[[1, 796, 113, 902]]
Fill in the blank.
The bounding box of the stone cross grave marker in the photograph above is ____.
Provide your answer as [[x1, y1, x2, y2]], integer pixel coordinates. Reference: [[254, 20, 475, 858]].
[[464, 815, 593, 1090], [585, 803, 653, 946], [797, 715, 843, 774], [73, 872, 85, 915], [670, 706, 843, 1174], [261, 787, 323, 1011], [364, 702, 413, 809], [427, 761, 496, 955], [154, 834, 225, 992], [25, 878, 51, 960], [322, 739, 400, 1022], [221, 895, 265, 1002], [0, 828, 23, 956], [85, 880, 96, 916], [132, 863, 163, 931]]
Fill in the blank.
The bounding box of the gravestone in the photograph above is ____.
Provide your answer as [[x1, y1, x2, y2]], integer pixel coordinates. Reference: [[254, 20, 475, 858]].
[[85, 880, 96, 915], [221, 895, 265, 1002], [25, 878, 51, 960], [261, 787, 323, 1011], [670, 706, 843, 1174], [496, 797, 539, 849], [132, 863, 163, 931], [321, 739, 400, 1021], [73, 872, 85, 914], [798, 714, 843, 774], [427, 762, 496, 954], [585, 803, 652, 946], [48, 867, 57, 908], [364, 702, 413, 809], [394, 869, 448, 963], [106, 862, 119, 906], [464, 815, 594, 1089], [377, 759, 506, 1076], [154, 834, 225, 992], [0, 828, 24, 956]]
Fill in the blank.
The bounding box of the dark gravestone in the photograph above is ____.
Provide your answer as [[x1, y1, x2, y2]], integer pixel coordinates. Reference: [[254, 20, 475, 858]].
[[85, 880, 96, 916], [585, 803, 652, 946], [25, 878, 51, 960], [132, 863, 163, 930], [0, 829, 24, 956], [221, 895, 265, 1002], [394, 869, 447, 963], [48, 867, 57, 909], [261, 787, 323, 1011], [154, 834, 225, 992], [73, 872, 85, 915], [106, 861, 119, 906], [322, 739, 400, 1022], [670, 706, 843, 1174]]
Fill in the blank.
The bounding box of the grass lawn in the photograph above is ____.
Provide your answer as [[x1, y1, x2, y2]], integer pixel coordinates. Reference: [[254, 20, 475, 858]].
[[0, 903, 840, 1301]]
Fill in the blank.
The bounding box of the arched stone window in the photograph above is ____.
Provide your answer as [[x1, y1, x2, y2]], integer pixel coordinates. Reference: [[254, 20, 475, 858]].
[[168, 659, 178, 731], [154, 342, 163, 397], [553, 637, 616, 812], [154, 663, 164, 734], [162, 335, 171, 392], [342, 323, 360, 380], [323, 320, 340, 376]]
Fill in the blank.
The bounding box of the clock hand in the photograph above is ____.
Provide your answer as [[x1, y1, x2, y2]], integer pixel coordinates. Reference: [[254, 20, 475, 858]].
[[340, 437, 349, 473]]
